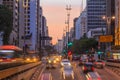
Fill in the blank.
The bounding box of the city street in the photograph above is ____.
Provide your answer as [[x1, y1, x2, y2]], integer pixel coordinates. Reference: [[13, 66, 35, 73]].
[[38, 61, 120, 80], [0, 0, 120, 80], [96, 67, 120, 80]]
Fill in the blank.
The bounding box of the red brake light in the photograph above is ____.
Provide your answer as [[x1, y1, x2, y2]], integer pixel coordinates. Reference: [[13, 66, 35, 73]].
[[84, 66, 87, 70], [102, 62, 104, 64], [92, 67, 94, 71], [98, 77, 101, 80], [88, 78, 92, 80]]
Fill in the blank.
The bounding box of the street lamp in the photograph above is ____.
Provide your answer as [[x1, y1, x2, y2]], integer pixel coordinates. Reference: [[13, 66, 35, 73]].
[[102, 16, 115, 51], [102, 16, 115, 35]]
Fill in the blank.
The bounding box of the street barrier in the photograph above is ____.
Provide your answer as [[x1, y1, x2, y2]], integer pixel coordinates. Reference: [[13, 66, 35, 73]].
[[106, 62, 120, 77], [0, 62, 41, 79], [106, 62, 120, 68]]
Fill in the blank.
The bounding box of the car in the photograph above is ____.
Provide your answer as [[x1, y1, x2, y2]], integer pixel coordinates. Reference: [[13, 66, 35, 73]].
[[61, 59, 71, 67], [88, 57, 95, 62], [72, 55, 80, 61], [79, 59, 88, 66], [85, 72, 101, 80], [25, 56, 39, 63], [46, 57, 57, 69], [94, 60, 105, 68], [61, 66, 74, 80], [41, 57, 47, 63], [82, 62, 95, 73], [79, 59, 83, 66]]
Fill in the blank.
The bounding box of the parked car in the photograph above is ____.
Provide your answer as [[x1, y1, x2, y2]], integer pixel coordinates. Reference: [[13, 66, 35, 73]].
[[82, 62, 95, 73], [85, 72, 101, 80], [61, 66, 74, 80], [94, 60, 105, 68]]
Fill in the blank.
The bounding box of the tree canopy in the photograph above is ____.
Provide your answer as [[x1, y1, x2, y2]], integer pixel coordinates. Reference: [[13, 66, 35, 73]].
[[71, 38, 98, 54], [0, 5, 13, 44]]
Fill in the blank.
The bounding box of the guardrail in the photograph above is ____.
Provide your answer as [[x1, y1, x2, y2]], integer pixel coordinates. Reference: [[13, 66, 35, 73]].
[[106, 66, 120, 77], [105, 62, 120, 77], [106, 62, 120, 68], [0, 62, 41, 79]]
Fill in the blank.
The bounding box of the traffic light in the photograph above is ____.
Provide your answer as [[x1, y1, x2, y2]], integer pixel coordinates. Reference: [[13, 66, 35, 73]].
[[67, 42, 73, 47], [97, 50, 103, 55], [63, 49, 67, 54], [68, 50, 72, 56], [85, 50, 88, 53]]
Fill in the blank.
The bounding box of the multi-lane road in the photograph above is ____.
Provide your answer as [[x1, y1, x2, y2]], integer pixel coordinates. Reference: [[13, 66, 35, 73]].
[[37, 61, 120, 80]]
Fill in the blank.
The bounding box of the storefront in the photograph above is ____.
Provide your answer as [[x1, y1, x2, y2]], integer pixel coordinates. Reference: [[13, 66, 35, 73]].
[[112, 53, 120, 59]]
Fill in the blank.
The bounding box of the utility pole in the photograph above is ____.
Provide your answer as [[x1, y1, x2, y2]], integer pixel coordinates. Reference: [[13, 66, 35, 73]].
[[66, 5, 71, 45], [65, 5, 71, 59]]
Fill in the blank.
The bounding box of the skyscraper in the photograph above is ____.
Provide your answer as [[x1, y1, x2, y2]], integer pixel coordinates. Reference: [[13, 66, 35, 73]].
[[115, 0, 120, 45], [1, 0, 19, 45], [87, 0, 107, 31], [19, 0, 40, 52]]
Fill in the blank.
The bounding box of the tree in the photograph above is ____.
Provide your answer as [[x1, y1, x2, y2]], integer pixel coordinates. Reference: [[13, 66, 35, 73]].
[[0, 5, 13, 44], [71, 38, 98, 54]]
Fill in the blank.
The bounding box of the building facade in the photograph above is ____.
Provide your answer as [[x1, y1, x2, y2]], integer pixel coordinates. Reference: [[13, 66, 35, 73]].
[[75, 10, 87, 40], [87, 28, 106, 40], [55, 39, 63, 54], [115, 0, 120, 45], [87, 0, 107, 30], [1, 0, 19, 45], [19, 0, 40, 52]]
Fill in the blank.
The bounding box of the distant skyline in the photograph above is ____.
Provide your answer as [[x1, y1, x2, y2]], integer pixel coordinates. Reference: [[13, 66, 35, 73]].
[[40, 0, 86, 44]]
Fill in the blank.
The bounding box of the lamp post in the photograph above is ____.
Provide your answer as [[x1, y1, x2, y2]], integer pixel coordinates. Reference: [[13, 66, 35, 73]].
[[102, 16, 115, 35], [102, 16, 115, 50]]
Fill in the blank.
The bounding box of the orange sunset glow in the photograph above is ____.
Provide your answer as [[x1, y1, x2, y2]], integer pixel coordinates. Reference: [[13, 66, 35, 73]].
[[41, 0, 86, 44]]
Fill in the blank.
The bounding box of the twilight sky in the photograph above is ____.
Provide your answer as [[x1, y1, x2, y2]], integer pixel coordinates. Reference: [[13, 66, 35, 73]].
[[40, 0, 86, 44]]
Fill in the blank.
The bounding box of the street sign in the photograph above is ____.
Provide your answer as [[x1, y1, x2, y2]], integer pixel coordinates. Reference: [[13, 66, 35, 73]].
[[99, 35, 113, 42]]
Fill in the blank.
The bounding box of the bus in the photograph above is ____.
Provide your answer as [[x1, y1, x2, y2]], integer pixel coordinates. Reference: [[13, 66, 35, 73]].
[[0, 45, 24, 63]]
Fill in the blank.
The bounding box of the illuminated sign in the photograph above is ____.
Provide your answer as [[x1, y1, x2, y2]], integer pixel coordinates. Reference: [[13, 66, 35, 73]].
[[99, 35, 113, 42]]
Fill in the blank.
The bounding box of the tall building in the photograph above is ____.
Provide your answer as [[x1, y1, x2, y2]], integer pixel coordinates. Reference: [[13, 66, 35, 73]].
[[75, 10, 87, 40], [41, 16, 47, 47], [55, 39, 63, 53], [19, 0, 40, 52], [1, 0, 19, 45], [87, 0, 107, 30], [115, 0, 120, 45], [73, 18, 78, 40], [69, 27, 75, 42], [106, 0, 115, 46], [0, 1, 2, 4], [38, 6, 43, 51]]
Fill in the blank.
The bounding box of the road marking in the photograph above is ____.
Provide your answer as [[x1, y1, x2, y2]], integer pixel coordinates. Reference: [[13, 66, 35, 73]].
[[37, 65, 46, 80]]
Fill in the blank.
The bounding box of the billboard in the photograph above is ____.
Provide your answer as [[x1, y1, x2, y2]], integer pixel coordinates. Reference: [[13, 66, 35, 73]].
[[99, 35, 113, 42]]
